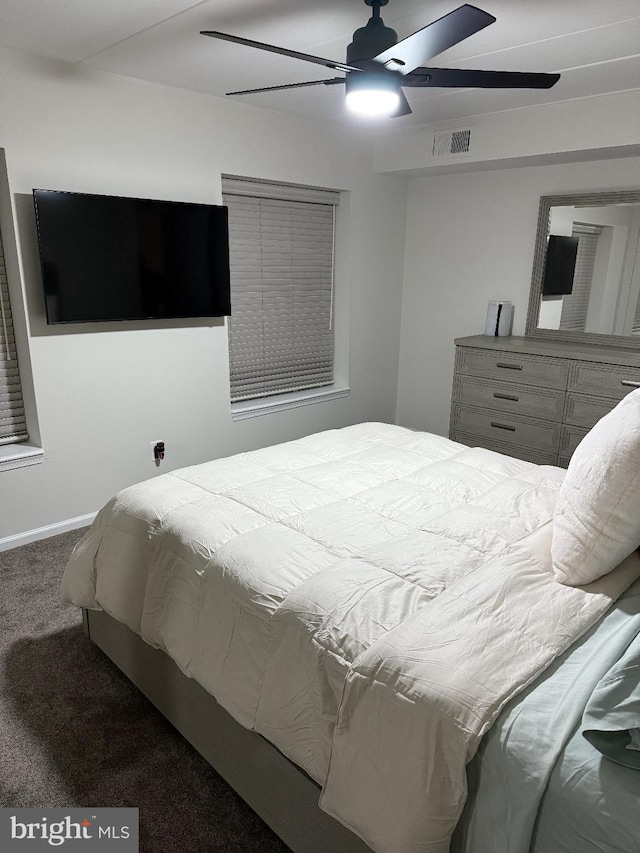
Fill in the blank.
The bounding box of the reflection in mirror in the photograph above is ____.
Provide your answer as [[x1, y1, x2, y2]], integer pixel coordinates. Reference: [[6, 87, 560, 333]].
[[537, 203, 640, 335], [526, 191, 640, 348]]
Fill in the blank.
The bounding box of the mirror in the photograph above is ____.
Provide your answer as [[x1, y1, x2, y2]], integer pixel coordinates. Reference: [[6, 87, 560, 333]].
[[525, 190, 640, 348]]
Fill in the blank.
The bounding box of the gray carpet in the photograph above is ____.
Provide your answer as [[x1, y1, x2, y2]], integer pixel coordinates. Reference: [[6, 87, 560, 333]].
[[0, 529, 291, 852]]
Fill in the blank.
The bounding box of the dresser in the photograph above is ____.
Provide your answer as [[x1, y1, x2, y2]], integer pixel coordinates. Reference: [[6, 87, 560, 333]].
[[450, 335, 640, 467]]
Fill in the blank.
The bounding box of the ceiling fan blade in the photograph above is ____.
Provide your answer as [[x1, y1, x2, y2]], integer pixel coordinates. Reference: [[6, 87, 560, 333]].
[[390, 89, 413, 118], [372, 4, 495, 75], [403, 67, 561, 89], [227, 78, 346, 96], [201, 31, 360, 75]]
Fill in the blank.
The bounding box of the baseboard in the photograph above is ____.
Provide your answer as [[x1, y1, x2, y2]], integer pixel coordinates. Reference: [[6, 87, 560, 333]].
[[0, 512, 97, 552]]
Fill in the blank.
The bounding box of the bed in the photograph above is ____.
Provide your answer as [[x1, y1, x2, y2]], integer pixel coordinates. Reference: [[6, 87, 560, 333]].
[[61, 410, 640, 853]]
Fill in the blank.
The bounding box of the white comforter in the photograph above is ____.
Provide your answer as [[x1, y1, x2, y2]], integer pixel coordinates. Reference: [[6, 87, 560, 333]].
[[61, 423, 640, 853]]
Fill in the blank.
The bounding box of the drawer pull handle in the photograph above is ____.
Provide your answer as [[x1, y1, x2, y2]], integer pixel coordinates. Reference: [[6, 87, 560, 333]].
[[493, 392, 519, 402], [490, 421, 516, 432], [621, 380, 640, 388], [496, 362, 523, 371]]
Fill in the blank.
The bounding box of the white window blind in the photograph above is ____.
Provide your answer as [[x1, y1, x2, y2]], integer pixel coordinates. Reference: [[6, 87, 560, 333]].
[[222, 177, 339, 403], [633, 288, 640, 334], [559, 224, 602, 332], [0, 225, 28, 445], [632, 233, 640, 334]]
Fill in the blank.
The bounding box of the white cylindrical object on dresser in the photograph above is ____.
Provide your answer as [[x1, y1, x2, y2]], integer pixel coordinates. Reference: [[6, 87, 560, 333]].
[[484, 300, 513, 336]]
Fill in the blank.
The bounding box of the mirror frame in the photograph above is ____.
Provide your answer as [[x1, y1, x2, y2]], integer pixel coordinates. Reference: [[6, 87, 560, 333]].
[[525, 189, 640, 348]]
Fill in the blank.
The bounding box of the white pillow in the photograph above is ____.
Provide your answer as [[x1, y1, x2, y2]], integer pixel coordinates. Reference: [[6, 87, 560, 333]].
[[552, 387, 640, 586]]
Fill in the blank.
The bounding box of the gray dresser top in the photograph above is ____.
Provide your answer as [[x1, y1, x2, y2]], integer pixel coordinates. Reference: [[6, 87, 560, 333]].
[[454, 335, 640, 369]]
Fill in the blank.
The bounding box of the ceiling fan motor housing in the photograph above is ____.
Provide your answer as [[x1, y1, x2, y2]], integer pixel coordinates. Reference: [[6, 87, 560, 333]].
[[347, 16, 398, 65]]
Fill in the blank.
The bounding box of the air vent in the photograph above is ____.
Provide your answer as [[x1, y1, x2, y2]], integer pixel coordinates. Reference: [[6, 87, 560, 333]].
[[432, 128, 472, 157]]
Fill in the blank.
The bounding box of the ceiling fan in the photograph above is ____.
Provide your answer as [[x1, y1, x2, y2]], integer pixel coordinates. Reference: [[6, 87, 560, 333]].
[[201, 0, 560, 118]]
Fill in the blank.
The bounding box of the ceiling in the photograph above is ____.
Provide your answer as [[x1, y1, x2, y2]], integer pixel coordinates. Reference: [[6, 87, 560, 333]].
[[1, 0, 638, 128]]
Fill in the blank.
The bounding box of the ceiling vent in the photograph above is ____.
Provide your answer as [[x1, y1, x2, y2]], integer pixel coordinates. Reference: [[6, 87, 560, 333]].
[[432, 128, 472, 157]]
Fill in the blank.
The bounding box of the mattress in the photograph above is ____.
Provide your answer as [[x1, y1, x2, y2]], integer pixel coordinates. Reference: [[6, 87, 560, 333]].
[[61, 423, 640, 853]]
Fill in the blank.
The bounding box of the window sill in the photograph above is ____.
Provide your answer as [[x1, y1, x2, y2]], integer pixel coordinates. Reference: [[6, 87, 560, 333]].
[[231, 386, 350, 422], [0, 444, 45, 472]]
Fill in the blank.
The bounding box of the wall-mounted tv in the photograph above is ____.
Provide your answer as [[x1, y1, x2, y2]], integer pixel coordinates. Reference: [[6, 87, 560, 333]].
[[33, 189, 231, 324], [542, 235, 579, 297]]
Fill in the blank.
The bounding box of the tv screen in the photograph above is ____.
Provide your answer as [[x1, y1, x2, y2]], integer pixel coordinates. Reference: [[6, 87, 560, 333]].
[[542, 235, 578, 297], [33, 189, 231, 324]]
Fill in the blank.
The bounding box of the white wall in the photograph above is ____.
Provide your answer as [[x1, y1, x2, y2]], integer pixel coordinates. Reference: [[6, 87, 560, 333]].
[[374, 91, 640, 176], [0, 49, 407, 541], [395, 157, 640, 437]]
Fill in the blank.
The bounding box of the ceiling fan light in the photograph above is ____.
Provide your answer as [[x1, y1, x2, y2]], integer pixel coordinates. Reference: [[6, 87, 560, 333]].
[[345, 73, 400, 117], [346, 87, 400, 116]]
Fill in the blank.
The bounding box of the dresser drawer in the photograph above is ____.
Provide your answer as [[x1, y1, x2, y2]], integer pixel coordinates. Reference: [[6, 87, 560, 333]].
[[453, 375, 565, 420], [563, 392, 616, 429], [450, 430, 558, 466], [457, 347, 568, 389], [568, 361, 640, 401], [559, 424, 590, 464], [451, 404, 561, 453]]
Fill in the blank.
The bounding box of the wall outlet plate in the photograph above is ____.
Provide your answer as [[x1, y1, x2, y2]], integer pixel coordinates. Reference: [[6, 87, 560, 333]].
[[150, 440, 165, 461]]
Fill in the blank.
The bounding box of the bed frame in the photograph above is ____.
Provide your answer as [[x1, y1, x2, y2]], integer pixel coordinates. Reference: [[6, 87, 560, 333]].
[[83, 609, 372, 853]]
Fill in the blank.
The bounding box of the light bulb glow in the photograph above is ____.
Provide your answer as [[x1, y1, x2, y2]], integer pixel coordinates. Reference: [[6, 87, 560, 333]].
[[346, 89, 400, 116], [346, 87, 400, 116]]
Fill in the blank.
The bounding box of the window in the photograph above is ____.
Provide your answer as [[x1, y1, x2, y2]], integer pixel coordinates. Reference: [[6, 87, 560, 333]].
[[559, 224, 602, 332], [0, 224, 28, 446], [222, 178, 340, 405], [633, 284, 640, 334]]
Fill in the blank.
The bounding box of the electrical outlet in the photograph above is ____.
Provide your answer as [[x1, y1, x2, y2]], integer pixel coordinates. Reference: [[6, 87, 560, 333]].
[[150, 440, 165, 463]]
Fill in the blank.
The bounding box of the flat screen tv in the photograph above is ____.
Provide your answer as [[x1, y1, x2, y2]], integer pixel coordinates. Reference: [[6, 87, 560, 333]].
[[33, 189, 231, 324], [542, 235, 579, 297]]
